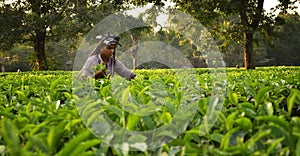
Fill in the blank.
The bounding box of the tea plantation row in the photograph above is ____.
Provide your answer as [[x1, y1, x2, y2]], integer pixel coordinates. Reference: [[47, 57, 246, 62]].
[[0, 67, 300, 155]]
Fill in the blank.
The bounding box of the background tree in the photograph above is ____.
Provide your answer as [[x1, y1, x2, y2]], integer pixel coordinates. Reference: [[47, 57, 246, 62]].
[[266, 14, 300, 66], [171, 0, 298, 69], [0, 0, 124, 70], [1, 0, 299, 70]]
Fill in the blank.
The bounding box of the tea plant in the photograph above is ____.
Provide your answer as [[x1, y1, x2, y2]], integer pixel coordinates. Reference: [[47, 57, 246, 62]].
[[0, 67, 299, 155]]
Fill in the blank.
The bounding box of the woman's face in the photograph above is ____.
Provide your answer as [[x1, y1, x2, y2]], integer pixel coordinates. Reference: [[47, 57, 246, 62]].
[[101, 44, 116, 58]]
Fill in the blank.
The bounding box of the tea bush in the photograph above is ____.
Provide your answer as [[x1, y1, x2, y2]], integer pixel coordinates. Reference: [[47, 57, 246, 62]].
[[0, 67, 299, 155]]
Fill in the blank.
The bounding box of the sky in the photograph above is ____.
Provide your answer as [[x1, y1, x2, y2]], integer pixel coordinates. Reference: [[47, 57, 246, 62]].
[[264, 0, 300, 14]]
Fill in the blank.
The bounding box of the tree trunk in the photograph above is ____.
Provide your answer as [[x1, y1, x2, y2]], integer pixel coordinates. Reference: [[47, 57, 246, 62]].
[[130, 34, 138, 70], [243, 32, 255, 70], [30, 0, 48, 70], [34, 29, 48, 70], [239, 0, 264, 70]]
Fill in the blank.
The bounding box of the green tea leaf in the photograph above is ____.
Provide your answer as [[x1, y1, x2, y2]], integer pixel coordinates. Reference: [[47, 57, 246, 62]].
[[287, 89, 300, 116], [142, 116, 154, 129], [128, 134, 148, 144], [64, 119, 82, 131], [241, 108, 257, 119], [296, 138, 300, 156], [210, 133, 224, 144], [157, 131, 177, 139], [56, 131, 92, 156], [138, 86, 150, 98], [86, 110, 104, 127], [123, 103, 138, 114], [266, 125, 292, 147], [226, 112, 239, 130], [0, 145, 5, 156], [246, 129, 271, 150], [126, 114, 140, 130], [70, 139, 101, 155], [256, 116, 289, 130], [28, 135, 50, 153], [266, 102, 274, 116], [255, 87, 271, 106], [50, 78, 61, 93], [243, 81, 256, 97], [161, 112, 172, 124], [105, 105, 123, 118], [30, 120, 50, 135], [235, 117, 252, 131], [239, 102, 255, 111], [198, 98, 208, 115], [14, 90, 26, 100], [47, 119, 67, 147], [291, 117, 300, 128], [121, 87, 130, 106], [1, 119, 21, 156], [267, 137, 284, 155], [220, 127, 239, 149], [228, 92, 238, 105]]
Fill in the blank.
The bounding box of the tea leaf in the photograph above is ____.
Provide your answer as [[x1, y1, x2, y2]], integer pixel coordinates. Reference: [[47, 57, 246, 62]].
[[210, 133, 223, 144], [50, 78, 61, 94], [235, 117, 252, 131], [228, 92, 238, 105], [256, 116, 289, 130], [28, 135, 50, 153], [267, 137, 285, 154], [161, 112, 172, 124], [296, 139, 300, 156], [70, 139, 101, 155], [246, 129, 271, 150], [255, 87, 271, 106], [128, 134, 148, 143], [142, 116, 154, 129], [126, 114, 140, 130], [226, 112, 239, 130], [86, 109, 105, 127], [220, 127, 239, 149], [47, 124, 64, 150], [56, 131, 92, 156], [287, 89, 300, 116], [1, 119, 21, 155]]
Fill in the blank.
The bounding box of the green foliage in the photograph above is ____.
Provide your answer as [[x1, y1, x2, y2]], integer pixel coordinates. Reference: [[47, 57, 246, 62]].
[[0, 0, 127, 70], [266, 14, 300, 66], [0, 67, 299, 155]]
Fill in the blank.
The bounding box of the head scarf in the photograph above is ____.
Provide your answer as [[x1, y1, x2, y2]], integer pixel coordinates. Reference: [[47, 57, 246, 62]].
[[89, 34, 121, 56]]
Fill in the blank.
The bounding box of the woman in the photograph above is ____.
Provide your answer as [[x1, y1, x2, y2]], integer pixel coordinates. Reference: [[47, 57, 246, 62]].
[[79, 34, 136, 80]]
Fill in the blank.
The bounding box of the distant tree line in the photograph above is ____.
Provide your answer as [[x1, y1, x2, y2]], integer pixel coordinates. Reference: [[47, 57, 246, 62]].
[[0, 0, 299, 71]]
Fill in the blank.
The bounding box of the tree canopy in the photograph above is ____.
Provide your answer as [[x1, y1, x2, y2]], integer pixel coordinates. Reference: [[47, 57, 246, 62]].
[[0, 0, 299, 70], [0, 0, 124, 70]]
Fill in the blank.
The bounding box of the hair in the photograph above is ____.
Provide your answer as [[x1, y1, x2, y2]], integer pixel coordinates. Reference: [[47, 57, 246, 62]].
[[89, 37, 107, 56]]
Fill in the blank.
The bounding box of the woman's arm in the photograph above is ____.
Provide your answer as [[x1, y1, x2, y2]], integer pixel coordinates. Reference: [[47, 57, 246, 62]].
[[114, 59, 136, 80], [79, 55, 99, 79]]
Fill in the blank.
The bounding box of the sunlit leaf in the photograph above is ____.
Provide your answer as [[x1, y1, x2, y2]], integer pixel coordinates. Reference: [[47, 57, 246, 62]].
[[235, 117, 252, 131], [287, 89, 300, 116], [228, 92, 238, 105], [126, 114, 140, 130], [161, 112, 172, 124], [255, 87, 272, 106]]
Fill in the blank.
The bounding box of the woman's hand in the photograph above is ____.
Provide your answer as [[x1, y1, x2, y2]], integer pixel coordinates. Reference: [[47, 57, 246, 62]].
[[128, 73, 136, 81], [94, 70, 107, 79]]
